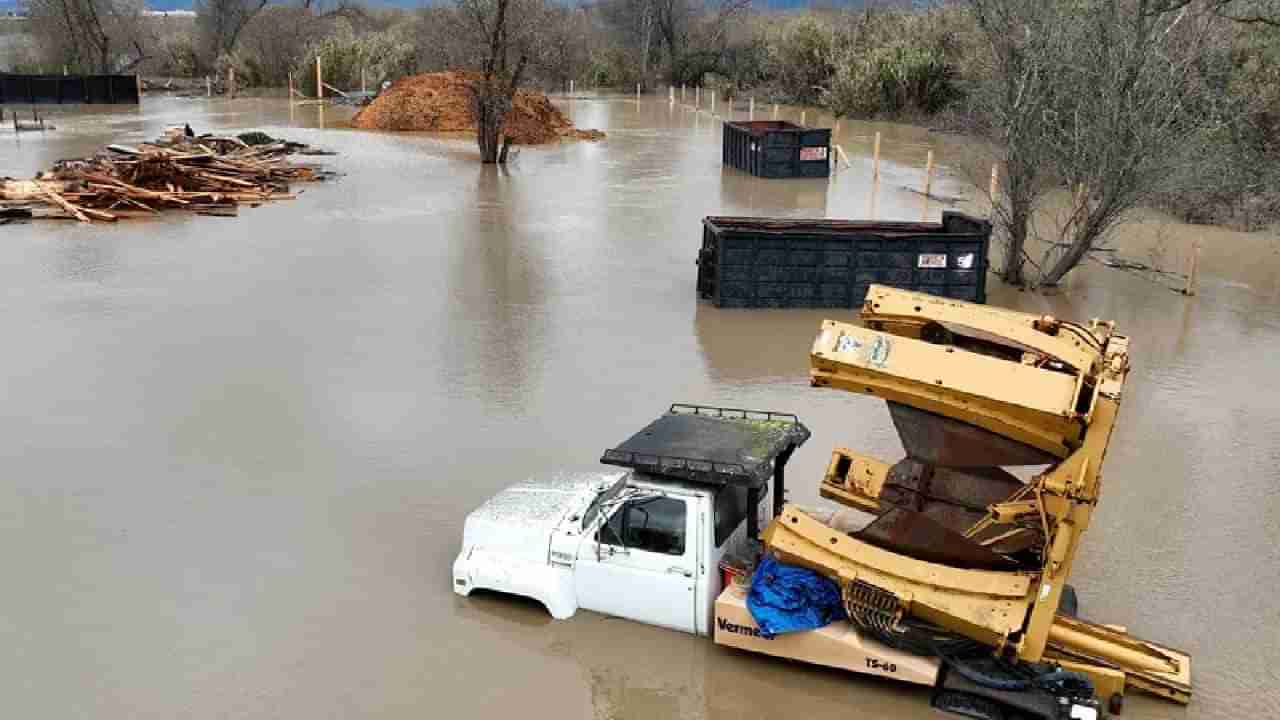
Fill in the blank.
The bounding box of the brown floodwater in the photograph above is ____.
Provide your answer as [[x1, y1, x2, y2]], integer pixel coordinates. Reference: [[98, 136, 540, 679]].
[[1, 94, 1277, 720]]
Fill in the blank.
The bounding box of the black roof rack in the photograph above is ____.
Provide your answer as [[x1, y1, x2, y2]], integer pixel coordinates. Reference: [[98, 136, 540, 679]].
[[600, 403, 811, 487]]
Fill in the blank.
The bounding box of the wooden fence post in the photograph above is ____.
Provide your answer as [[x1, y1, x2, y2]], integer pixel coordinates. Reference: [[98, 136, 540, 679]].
[[923, 150, 935, 197], [316, 56, 323, 100], [872, 131, 882, 181], [921, 150, 936, 221], [1184, 239, 1201, 296], [989, 164, 999, 219]]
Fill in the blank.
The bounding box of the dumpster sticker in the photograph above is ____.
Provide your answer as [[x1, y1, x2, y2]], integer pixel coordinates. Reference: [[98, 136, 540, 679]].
[[955, 253, 976, 269], [917, 253, 948, 269], [800, 147, 828, 162]]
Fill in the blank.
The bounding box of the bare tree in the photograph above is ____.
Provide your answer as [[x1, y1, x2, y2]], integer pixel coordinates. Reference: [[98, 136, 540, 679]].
[[194, 0, 268, 65], [653, 0, 750, 83], [1150, 0, 1279, 26], [464, 0, 528, 164], [967, 0, 1234, 287], [598, 0, 659, 86], [1033, 1, 1227, 285], [28, 0, 147, 73], [966, 0, 1063, 286]]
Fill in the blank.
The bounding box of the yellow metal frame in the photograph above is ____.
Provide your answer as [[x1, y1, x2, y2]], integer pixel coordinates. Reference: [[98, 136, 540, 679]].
[[764, 285, 1190, 705]]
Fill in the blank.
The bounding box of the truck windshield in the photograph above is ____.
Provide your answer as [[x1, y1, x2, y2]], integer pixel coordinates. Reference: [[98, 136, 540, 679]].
[[582, 476, 627, 530]]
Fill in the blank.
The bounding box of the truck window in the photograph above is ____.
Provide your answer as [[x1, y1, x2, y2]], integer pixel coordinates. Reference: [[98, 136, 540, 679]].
[[598, 496, 686, 556], [714, 485, 749, 547]]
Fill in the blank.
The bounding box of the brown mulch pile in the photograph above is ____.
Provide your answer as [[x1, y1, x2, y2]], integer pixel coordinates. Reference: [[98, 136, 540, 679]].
[[0, 131, 336, 224], [350, 71, 604, 144]]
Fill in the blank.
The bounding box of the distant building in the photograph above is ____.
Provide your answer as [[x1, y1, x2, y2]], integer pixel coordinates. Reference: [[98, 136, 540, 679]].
[[142, 9, 196, 17]]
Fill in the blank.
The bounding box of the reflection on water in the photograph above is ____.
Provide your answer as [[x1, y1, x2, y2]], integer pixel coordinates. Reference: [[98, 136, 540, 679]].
[[0, 95, 1275, 720]]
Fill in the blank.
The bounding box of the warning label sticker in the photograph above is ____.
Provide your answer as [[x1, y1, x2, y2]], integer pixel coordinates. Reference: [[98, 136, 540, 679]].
[[800, 147, 828, 162], [917, 253, 948, 269]]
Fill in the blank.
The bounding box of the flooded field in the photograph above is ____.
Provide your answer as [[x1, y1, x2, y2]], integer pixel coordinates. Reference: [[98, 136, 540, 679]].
[[0, 95, 1277, 720]]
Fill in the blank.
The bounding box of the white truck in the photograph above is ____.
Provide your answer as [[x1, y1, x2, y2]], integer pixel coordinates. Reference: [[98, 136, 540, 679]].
[[451, 404, 1097, 720], [451, 404, 801, 635]]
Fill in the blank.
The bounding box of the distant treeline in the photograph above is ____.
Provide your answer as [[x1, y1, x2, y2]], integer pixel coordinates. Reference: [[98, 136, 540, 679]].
[[4, 0, 1277, 232]]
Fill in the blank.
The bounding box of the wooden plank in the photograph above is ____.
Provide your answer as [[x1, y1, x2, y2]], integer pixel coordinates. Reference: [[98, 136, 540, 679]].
[[41, 188, 90, 223]]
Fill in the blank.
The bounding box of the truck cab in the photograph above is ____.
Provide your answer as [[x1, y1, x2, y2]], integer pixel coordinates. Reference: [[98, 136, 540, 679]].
[[453, 404, 809, 635]]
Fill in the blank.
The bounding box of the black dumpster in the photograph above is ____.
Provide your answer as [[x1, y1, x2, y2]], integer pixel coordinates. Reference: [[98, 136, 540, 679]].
[[696, 212, 991, 308], [723, 120, 831, 179]]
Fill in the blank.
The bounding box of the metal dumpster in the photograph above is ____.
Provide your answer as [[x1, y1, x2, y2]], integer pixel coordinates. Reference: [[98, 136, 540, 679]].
[[696, 212, 991, 308], [723, 120, 831, 179]]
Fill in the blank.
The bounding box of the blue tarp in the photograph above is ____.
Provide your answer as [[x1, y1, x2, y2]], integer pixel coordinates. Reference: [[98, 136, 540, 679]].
[[746, 555, 847, 638]]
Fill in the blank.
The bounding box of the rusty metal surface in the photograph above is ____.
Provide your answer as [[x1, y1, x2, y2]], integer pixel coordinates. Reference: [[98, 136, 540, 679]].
[[854, 507, 1020, 571], [888, 402, 1058, 468]]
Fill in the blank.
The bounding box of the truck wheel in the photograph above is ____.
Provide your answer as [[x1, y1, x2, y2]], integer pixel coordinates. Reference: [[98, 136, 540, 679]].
[[1109, 692, 1124, 715], [1057, 584, 1079, 618]]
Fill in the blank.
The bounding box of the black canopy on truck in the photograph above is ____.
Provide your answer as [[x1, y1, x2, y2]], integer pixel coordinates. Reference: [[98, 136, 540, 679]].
[[600, 404, 811, 537]]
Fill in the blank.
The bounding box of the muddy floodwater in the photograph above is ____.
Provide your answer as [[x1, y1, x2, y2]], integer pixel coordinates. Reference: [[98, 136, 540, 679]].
[[1, 95, 1277, 720]]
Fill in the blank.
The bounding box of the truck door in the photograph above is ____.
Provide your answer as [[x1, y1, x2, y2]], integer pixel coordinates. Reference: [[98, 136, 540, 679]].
[[575, 493, 697, 633]]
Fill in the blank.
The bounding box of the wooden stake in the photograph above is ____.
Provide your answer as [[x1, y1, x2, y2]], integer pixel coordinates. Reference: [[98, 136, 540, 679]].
[[1184, 239, 1201, 296], [921, 150, 936, 221], [636, 82, 641, 99], [837, 144, 852, 169], [206, 75, 211, 97], [800, 110, 806, 126], [989, 163, 999, 219], [570, 79, 575, 95], [361, 67, 366, 94], [711, 89, 716, 114], [228, 67, 235, 98], [288, 73, 294, 101], [135, 74, 142, 99], [773, 103, 778, 119], [316, 56, 323, 100], [696, 86, 700, 106], [923, 150, 935, 197], [681, 84, 685, 101], [872, 131, 882, 180], [749, 96, 754, 119]]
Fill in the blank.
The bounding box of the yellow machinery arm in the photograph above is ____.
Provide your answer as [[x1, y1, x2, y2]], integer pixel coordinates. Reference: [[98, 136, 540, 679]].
[[762, 284, 1191, 706]]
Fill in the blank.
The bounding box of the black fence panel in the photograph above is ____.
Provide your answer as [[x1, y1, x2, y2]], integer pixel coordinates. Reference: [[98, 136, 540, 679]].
[[0, 74, 140, 104]]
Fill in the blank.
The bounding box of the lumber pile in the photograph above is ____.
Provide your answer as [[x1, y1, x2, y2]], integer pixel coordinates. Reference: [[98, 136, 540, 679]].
[[1, 131, 337, 223]]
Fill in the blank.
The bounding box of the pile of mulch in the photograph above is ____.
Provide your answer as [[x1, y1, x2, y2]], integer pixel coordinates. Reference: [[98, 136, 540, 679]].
[[350, 71, 604, 144]]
